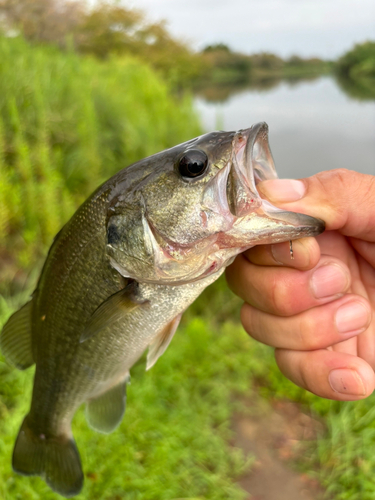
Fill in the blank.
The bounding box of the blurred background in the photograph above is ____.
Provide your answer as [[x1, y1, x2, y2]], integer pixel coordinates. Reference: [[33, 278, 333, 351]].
[[0, 0, 374, 498]]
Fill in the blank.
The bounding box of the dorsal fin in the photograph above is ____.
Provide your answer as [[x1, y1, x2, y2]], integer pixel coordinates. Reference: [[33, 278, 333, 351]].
[[0, 301, 34, 369], [146, 314, 182, 370]]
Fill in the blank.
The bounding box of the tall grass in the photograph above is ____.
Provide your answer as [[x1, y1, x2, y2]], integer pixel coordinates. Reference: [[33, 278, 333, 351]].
[[0, 290, 254, 500], [0, 36, 201, 267]]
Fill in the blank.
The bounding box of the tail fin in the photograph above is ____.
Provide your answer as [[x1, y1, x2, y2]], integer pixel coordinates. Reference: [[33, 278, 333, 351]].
[[12, 415, 84, 498]]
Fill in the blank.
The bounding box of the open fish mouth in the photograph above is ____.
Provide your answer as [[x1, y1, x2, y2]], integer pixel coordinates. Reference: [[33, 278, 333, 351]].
[[227, 122, 277, 217], [205, 121, 325, 245]]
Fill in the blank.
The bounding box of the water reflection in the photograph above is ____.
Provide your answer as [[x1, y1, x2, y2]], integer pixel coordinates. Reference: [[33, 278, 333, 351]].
[[194, 76, 375, 178], [335, 72, 375, 101], [194, 74, 322, 103]]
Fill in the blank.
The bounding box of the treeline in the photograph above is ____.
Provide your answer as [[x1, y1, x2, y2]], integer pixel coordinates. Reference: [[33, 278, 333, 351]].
[[2, 0, 374, 94], [0, 0, 331, 88], [199, 44, 331, 85], [335, 41, 375, 100]]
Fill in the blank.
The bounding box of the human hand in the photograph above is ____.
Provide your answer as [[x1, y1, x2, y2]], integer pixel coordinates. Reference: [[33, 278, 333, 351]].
[[226, 169, 375, 401]]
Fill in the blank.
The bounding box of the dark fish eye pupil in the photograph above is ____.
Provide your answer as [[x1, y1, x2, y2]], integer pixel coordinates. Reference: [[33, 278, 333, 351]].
[[178, 150, 208, 178]]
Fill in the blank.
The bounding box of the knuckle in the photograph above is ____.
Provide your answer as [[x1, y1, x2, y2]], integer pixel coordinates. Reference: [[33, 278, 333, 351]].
[[275, 349, 308, 391], [240, 304, 269, 344], [274, 348, 284, 371], [298, 359, 310, 391], [270, 277, 295, 316], [313, 169, 350, 224], [315, 168, 353, 188], [297, 315, 320, 350], [312, 169, 375, 229], [361, 175, 375, 211], [240, 303, 254, 335]]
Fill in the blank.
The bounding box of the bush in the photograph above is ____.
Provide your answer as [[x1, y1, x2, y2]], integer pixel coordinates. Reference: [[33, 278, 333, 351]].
[[0, 36, 201, 267]]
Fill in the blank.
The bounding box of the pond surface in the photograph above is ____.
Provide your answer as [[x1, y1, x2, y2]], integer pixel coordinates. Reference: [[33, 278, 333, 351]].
[[194, 77, 375, 178]]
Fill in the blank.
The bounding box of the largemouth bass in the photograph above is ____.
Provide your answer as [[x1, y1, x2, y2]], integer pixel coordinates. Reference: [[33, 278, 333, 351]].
[[1, 123, 324, 497]]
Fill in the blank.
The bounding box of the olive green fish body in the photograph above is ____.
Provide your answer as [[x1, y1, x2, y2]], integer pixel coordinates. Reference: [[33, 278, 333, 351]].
[[1, 123, 325, 497], [30, 187, 116, 431]]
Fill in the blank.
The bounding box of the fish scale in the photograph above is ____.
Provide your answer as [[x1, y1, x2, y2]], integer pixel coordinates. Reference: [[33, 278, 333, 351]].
[[31, 191, 120, 427], [0, 123, 325, 497]]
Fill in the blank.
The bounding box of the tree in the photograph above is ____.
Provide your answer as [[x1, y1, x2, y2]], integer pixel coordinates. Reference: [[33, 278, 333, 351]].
[[0, 0, 84, 46], [0, 0, 202, 86], [335, 41, 375, 100], [202, 43, 231, 53]]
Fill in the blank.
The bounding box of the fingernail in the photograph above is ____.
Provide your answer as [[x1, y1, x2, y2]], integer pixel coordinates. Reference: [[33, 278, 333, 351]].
[[335, 300, 370, 334], [271, 244, 286, 265], [258, 179, 306, 202], [311, 264, 349, 299], [329, 369, 366, 396], [271, 242, 297, 265]]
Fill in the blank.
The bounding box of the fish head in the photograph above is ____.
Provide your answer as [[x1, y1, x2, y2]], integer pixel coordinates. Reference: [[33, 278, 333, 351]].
[[106, 122, 325, 284]]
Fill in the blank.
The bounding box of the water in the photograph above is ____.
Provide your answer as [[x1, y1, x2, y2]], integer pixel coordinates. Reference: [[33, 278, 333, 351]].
[[194, 77, 375, 178]]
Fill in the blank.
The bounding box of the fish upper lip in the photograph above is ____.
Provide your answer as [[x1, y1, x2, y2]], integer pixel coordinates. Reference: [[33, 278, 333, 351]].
[[227, 122, 278, 217]]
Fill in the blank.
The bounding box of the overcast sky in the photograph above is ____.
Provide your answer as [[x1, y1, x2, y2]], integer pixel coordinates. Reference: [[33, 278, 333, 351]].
[[127, 0, 375, 59]]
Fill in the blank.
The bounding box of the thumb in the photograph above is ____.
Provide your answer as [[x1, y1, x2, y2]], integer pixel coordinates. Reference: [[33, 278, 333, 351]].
[[258, 169, 375, 241]]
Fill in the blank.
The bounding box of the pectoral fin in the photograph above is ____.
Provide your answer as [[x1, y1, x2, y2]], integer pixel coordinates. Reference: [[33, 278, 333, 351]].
[[146, 314, 182, 370], [80, 282, 148, 342], [85, 375, 129, 434], [0, 301, 34, 369]]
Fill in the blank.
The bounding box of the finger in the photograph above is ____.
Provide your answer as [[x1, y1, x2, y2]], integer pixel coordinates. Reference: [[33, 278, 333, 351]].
[[241, 294, 371, 350], [350, 237, 375, 269], [258, 170, 375, 240], [244, 237, 321, 270], [358, 321, 375, 370], [275, 348, 375, 401], [332, 336, 358, 356], [226, 254, 350, 316]]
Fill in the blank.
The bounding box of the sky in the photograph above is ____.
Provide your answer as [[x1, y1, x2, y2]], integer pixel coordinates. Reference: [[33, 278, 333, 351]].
[[127, 0, 375, 59]]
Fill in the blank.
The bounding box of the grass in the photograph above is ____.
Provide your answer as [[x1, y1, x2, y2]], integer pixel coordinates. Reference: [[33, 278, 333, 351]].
[[0, 35, 201, 269], [1, 34, 375, 500], [2, 277, 375, 500], [0, 289, 256, 500]]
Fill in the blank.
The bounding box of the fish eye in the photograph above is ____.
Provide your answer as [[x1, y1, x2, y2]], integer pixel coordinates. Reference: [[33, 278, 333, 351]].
[[178, 149, 208, 179]]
